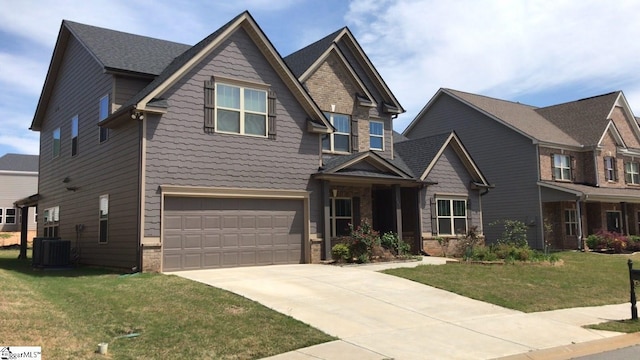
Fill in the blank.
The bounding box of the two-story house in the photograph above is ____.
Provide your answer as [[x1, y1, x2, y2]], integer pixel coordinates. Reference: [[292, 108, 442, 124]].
[[30, 12, 490, 272], [404, 88, 640, 250], [0, 154, 38, 246]]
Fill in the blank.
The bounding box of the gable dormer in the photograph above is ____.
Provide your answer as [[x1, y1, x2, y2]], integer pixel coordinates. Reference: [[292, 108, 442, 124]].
[[607, 93, 640, 149]]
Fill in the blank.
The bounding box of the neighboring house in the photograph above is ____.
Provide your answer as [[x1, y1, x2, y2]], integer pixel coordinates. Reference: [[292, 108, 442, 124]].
[[30, 12, 490, 272], [0, 154, 38, 246], [404, 88, 640, 250]]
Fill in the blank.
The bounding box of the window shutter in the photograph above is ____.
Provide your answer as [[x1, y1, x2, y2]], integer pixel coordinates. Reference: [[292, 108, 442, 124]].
[[613, 157, 618, 181], [604, 157, 608, 180], [570, 156, 576, 182], [268, 89, 277, 139], [352, 197, 361, 228], [550, 154, 556, 180], [430, 198, 437, 235], [625, 162, 630, 184], [204, 78, 215, 133], [351, 118, 358, 152]]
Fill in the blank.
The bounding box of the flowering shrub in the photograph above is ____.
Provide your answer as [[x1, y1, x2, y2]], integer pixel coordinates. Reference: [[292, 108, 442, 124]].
[[345, 219, 380, 263], [586, 230, 628, 253]]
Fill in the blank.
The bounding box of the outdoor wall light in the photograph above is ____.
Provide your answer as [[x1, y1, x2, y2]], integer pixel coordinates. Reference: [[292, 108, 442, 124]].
[[130, 111, 144, 120]]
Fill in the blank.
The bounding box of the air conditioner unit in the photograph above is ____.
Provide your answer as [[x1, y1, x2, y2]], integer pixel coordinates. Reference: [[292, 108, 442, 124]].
[[32, 237, 68, 267]]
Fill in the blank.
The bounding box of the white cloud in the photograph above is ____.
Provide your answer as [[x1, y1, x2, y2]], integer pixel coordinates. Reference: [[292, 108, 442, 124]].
[[0, 53, 48, 96], [346, 0, 640, 130]]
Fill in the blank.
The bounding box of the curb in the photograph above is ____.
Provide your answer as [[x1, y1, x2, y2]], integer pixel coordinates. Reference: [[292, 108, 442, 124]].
[[496, 332, 640, 359]]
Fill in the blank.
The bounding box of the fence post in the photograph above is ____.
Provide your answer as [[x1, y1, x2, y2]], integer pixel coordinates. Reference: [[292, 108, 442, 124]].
[[629, 259, 638, 320]]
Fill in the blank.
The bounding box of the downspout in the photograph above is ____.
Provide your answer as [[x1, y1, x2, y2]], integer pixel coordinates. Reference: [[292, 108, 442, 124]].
[[576, 197, 584, 250]]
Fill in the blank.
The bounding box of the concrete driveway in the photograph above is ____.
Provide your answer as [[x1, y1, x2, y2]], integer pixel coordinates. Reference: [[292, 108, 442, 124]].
[[171, 260, 627, 360]]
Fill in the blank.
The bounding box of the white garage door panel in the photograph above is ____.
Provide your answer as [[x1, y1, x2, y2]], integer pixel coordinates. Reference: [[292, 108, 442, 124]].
[[163, 197, 303, 271]]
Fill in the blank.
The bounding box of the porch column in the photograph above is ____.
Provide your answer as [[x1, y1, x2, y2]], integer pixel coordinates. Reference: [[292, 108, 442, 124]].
[[577, 199, 584, 249], [322, 180, 331, 260], [622, 202, 630, 236], [18, 206, 29, 260], [415, 187, 424, 253], [393, 185, 403, 241]]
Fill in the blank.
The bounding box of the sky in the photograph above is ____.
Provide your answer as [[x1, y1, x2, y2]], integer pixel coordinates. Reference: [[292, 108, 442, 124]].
[[2, 0, 640, 157]]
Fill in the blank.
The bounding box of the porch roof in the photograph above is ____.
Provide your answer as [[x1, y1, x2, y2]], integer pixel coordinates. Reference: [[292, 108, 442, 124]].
[[538, 181, 640, 203], [316, 152, 424, 186]]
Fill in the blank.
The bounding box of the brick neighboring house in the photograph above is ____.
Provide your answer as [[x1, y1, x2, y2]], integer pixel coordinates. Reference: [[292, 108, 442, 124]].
[[0, 154, 38, 246], [29, 12, 490, 272], [404, 88, 640, 250]]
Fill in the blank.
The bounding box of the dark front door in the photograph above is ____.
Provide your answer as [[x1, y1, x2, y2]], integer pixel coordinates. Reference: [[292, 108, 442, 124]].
[[606, 211, 622, 233], [372, 188, 394, 234]]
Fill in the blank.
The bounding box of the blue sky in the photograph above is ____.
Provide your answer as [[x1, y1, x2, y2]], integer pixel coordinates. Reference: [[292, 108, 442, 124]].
[[2, 0, 640, 157]]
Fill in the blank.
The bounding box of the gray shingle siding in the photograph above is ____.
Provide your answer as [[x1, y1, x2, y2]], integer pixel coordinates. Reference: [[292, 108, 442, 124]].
[[143, 28, 321, 237], [37, 36, 140, 269], [406, 93, 542, 246], [423, 146, 482, 234], [114, 76, 151, 110]]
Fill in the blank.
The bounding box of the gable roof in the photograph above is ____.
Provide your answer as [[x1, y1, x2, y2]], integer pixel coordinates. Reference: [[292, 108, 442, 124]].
[[0, 154, 39, 172], [32, 12, 331, 132], [317, 151, 416, 183], [534, 91, 621, 146], [394, 132, 490, 186], [284, 27, 404, 114], [405, 88, 637, 150]]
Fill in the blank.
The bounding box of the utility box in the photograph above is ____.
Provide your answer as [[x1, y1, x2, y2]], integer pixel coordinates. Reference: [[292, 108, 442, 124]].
[[32, 237, 70, 267]]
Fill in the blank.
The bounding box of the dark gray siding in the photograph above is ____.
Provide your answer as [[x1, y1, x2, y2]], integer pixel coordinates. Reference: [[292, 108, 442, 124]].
[[144, 28, 321, 237], [423, 146, 482, 234], [114, 76, 150, 110], [37, 36, 140, 269], [406, 94, 541, 247]]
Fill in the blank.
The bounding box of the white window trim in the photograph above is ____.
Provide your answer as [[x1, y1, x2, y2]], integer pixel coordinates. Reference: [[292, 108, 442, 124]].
[[43, 206, 60, 238], [99, 95, 110, 143], [99, 194, 109, 244], [564, 208, 578, 236], [626, 162, 640, 184], [553, 154, 571, 181], [330, 197, 352, 237], [214, 83, 268, 137], [322, 112, 351, 154], [436, 198, 467, 236], [369, 120, 384, 151]]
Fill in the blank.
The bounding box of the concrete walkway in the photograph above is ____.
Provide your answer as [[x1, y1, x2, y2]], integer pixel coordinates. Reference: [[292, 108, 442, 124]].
[[171, 258, 632, 360]]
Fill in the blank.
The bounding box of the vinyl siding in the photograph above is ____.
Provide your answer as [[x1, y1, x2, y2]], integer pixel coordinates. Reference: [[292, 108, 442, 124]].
[[143, 27, 320, 237], [114, 76, 151, 111], [37, 36, 140, 269], [406, 93, 542, 247], [0, 173, 38, 231], [423, 146, 482, 235]]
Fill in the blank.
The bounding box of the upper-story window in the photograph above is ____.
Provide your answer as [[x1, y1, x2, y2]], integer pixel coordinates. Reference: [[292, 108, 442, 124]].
[[99, 95, 110, 143], [552, 154, 571, 181], [71, 115, 78, 156], [604, 156, 617, 182], [322, 112, 350, 153], [215, 83, 267, 136], [52, 128, 61, 158], [625, 162, 640, 184], [369, 121, 384, 150]]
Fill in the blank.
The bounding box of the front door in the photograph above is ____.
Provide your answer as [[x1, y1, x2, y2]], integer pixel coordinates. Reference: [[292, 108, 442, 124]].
[[606, 211, 622, 233]]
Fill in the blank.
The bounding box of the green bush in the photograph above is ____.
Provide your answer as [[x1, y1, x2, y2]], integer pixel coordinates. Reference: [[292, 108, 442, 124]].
[[380, 232, 411, 256], [331, 243, 350, 262], [345, 219, 380, 263], [491, 219, 528, 247], [469, 246, 498, 261]]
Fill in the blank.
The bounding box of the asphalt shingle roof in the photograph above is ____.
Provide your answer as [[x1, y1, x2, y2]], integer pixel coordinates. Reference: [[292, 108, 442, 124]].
[[65, 21, 190, 76], [394, 132, 452, 178], [534, 91, 620, 145], [283, 27, 345, 77], [0, 154, 39, 172], [444, 89, 581, 147]]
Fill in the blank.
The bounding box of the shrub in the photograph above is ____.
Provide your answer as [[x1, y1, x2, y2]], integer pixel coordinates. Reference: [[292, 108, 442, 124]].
[[345, 219, 380, 262], [629, 236, 640, 252], [397, 239, 411, 256], [587, 230, 628, 253], [380, 231, 411, 256], [491, 219, 528, 247], [331, 243, 350, 262], [436, 236, 450, 257], [455, 226, 481, 259], [468, 246, 498, 261]]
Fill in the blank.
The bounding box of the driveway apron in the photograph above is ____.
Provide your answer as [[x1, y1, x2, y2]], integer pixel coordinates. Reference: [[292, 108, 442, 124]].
[[172, 263, 624, 360]]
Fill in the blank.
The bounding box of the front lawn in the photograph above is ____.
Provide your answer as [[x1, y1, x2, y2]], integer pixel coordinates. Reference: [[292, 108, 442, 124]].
[[0, 250, 333, 359], [383, 251, 640, 313]]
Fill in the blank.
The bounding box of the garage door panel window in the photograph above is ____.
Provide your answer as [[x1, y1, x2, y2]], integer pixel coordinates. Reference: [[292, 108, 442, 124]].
[[437, 198, 467, 236]]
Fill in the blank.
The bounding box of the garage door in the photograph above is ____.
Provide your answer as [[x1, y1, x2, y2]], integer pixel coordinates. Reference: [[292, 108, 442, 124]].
[[163, 197, 304, 271]]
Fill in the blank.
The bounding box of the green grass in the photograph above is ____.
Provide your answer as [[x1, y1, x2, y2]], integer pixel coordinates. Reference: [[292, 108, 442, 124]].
[[383, 251, 640, 313], [588, 319, 640, 333], [0, 249, 334, 359]]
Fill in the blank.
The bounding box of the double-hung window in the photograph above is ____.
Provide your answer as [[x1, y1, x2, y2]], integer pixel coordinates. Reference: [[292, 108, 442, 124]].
[[330, 198, 352, 237], [553, 154, 571, 181], [565, 209, 578, 236], [216, 83, 267, 136], [71, 115, 78, 156], [52, 128, 61, 158], [99, 195, 109, 243], [626, 162, 639, 184], [604, 156, 617, 181], [369, 121, 384, 150], [322, 112, 350, 153], [99, 95, 109, 142], [436, 198, 467, 235], [43, 206, 60, 238]]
